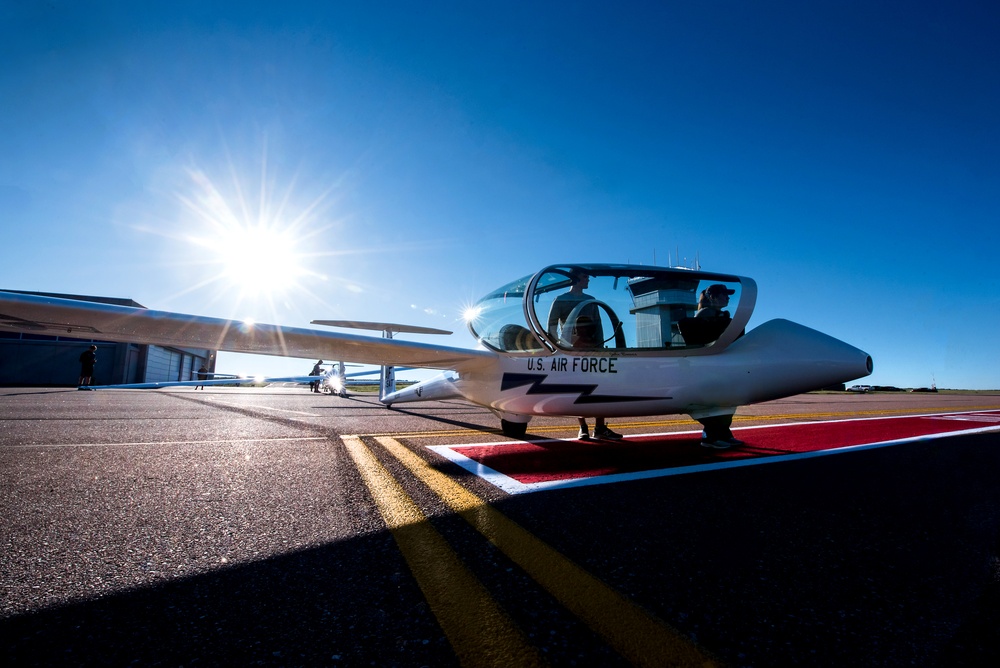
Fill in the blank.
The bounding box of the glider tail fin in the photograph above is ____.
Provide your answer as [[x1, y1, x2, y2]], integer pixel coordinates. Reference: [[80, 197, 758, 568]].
[[379, 365, 396, 402]]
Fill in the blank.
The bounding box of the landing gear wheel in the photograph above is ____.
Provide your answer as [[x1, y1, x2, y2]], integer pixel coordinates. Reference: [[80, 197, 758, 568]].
[[500, 419, 528, 439]]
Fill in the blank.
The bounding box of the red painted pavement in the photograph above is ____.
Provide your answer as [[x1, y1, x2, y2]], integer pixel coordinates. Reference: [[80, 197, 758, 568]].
[[452, 411, 1000, 486]]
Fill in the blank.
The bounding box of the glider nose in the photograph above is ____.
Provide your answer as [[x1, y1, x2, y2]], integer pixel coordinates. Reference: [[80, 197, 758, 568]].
[[723, 319, 873, 404]]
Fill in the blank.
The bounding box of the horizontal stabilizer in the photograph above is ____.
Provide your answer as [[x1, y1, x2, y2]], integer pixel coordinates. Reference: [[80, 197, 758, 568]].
[[311, 320, 452, 336]]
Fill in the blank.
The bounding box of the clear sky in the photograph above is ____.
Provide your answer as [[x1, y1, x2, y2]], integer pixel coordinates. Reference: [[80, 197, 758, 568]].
[[2, 1, 998, 389]]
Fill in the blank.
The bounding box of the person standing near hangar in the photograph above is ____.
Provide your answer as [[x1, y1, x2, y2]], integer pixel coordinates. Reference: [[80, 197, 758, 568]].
[[78, 345, 97, 387]]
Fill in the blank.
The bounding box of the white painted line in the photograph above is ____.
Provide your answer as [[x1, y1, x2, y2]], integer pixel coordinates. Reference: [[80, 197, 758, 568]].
[[7, 436, 328, 449], [205, 397, 321, 417], [929, 413, 1000, 423]]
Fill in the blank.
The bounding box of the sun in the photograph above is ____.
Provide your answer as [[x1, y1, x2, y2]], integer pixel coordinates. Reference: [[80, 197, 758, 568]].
[[217, 223, 305, 298], [176, 163, 330, 306]]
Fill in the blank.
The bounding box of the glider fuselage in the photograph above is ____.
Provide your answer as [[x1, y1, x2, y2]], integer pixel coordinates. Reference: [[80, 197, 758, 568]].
[[381, 264, 872, 432]]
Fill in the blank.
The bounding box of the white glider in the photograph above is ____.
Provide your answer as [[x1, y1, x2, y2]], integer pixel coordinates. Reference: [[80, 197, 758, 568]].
[[0, 263, 872, 441]]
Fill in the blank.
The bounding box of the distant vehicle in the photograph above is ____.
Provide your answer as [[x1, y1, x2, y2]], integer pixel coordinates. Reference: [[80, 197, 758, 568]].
[[848, 385, 873, 393]]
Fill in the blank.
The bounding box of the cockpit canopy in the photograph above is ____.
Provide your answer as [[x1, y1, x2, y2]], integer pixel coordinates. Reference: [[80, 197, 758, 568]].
[[466, 264, 757, 355]]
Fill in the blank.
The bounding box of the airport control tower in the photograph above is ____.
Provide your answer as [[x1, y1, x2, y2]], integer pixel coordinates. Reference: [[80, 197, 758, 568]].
[[628, 276, 699, 348]]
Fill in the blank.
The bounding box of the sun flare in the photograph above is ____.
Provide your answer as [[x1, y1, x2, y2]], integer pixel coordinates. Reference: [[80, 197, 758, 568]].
[[217, 224, 305, 297], [177, 164, 329, 306]]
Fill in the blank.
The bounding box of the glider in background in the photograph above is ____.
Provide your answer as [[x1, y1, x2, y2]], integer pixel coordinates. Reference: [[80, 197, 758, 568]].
[[76, 363, 388, 396]]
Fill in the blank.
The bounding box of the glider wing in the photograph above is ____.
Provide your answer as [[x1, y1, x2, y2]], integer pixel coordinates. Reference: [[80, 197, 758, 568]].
[[0, 291, 493, 372]]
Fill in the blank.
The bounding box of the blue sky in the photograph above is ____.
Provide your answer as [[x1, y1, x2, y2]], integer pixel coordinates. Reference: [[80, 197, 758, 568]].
[[2, 1, 998, 388]]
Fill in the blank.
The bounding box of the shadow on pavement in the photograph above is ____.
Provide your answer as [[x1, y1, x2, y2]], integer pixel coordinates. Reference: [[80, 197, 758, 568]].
[[2, 532, 457, 667]]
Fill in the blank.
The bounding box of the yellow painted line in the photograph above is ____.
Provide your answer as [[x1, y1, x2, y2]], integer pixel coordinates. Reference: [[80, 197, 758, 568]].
[[367, 419, 698, 440], [732, 405, 1000, 423], [375, 436, 718, 668], [342, 436, 543, 668]]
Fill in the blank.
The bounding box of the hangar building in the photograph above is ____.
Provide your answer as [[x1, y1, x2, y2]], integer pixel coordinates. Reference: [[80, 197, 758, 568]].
[[0, 291, 217, 387]]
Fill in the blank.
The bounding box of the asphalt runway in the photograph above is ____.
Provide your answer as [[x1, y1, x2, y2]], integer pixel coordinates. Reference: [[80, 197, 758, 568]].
[[2, 388, 1000, 666]]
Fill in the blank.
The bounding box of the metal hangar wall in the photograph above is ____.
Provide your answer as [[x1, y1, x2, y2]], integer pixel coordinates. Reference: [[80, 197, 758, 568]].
[[0, 291, 217, 387]]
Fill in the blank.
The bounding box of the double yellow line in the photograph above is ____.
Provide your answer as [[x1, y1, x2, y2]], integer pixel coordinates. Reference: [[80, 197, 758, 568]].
[[343, 434, 717, 667]]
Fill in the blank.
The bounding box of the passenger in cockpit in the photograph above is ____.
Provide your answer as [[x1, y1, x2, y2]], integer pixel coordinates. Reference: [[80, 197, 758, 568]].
[[680, 283, 736, 347], [695, 284, 734, 320]]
